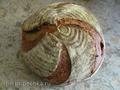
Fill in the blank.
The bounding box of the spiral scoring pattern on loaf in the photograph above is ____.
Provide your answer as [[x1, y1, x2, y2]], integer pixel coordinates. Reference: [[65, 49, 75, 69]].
[[22, 2, 105, 85]]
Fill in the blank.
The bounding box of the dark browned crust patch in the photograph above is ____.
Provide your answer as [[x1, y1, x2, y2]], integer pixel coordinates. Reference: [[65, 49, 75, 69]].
[[22, 24, 57, 52], [46, 44, 71, 85]]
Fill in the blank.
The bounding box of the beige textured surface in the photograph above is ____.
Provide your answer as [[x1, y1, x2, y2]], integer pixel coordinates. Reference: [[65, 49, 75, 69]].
[[0, 0, 120, 90]]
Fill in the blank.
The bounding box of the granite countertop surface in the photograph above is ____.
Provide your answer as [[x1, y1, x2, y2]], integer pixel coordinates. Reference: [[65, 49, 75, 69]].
[[0, 0, 120, 90]]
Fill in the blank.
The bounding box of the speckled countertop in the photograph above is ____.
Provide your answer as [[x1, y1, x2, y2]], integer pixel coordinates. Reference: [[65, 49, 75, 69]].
[[0, 0, 120, 90]]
